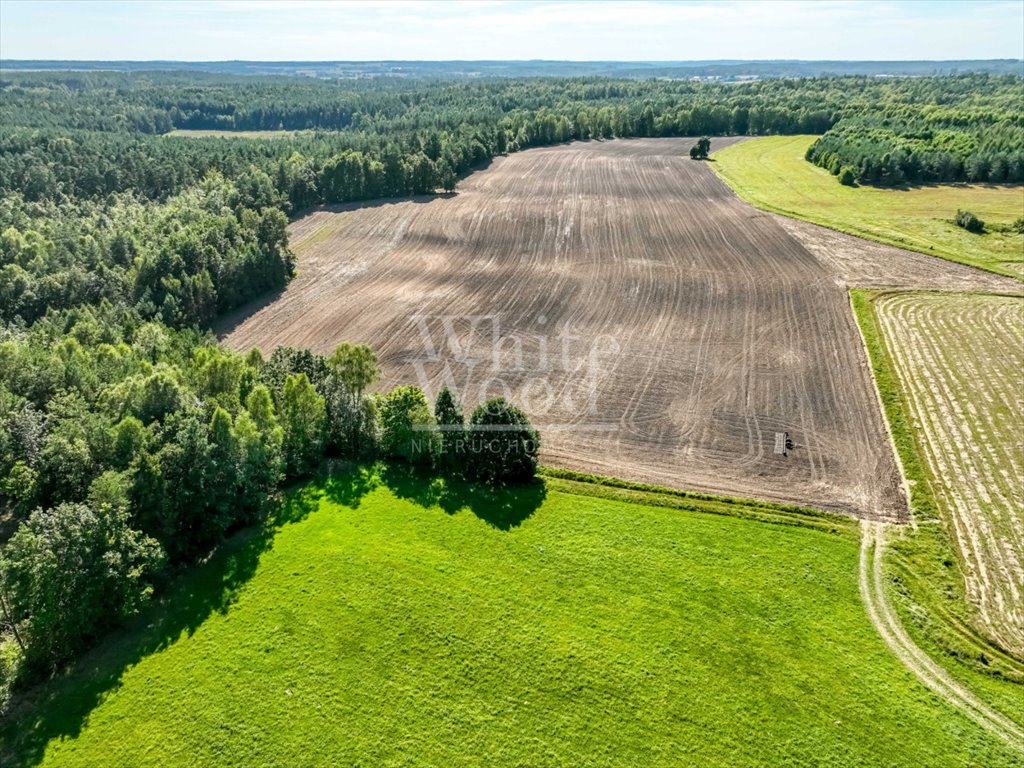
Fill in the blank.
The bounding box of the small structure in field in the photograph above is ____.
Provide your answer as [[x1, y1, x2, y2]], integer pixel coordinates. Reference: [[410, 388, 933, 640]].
[[774, 432, 790, 456]]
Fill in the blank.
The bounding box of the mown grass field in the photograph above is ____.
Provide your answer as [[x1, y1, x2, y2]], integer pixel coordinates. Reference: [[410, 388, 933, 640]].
[[3, 467, 1020, 767], [873, 292, 1024, 657], [712, 136, 1024, 278], [851, 290, 1024, 724]]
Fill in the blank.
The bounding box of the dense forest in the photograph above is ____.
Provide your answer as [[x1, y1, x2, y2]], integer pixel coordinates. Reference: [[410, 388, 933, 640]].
[[806, 76, 1024, 184], [2, 72, 1020, 210], [0, 69, 1021, 701]]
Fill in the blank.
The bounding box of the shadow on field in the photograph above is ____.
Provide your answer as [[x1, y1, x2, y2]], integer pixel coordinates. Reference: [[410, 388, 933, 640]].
[[0, 481, 324, 767], [0, 519, 270, 766], [0, 463, 544, 766], [377, 462, 547, 531], [212, 191, 458, 341], [316, 460, 547, 530]]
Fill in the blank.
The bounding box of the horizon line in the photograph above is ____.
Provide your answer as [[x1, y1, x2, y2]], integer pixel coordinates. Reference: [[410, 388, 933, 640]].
[[3, 57, 1023, 65]]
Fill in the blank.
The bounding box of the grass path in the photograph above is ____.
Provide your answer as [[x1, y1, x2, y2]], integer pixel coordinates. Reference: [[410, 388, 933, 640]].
[[712, 136, 1024, 279], [859, 521, 1024, 749]]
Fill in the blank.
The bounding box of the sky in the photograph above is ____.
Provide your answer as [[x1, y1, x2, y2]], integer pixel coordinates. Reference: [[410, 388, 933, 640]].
[[1, 0, 1022, 62]]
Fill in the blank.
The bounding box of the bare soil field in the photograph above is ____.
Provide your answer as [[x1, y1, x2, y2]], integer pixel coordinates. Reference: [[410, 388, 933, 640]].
[[220, 138, 1011, 520], [873, 292, 1024, 657], [771, 215, 1020, 293]]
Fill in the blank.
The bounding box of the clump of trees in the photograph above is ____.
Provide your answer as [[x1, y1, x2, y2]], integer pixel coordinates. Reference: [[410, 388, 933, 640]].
[[465, 399, 540, 484], [1, 501, 164, 671], [689, 136, 711, 160], [955, 209, 985, 233]]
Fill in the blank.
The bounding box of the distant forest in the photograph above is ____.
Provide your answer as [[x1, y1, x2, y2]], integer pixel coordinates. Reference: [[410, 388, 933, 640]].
[[2, 71, 1021, 211], [2, 58, 1021, 78]]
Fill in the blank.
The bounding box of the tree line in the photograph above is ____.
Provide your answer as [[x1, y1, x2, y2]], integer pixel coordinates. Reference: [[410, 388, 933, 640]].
[[805, 76, 1023, 185], [0, 308, 538, 692], [7, 72, 1019, 210]]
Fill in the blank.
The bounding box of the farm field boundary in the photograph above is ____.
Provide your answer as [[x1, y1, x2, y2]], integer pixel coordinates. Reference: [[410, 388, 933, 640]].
[[222, 138, 916, 521], [852, 289, 1024, 723], [712, 136, 1024, 280]]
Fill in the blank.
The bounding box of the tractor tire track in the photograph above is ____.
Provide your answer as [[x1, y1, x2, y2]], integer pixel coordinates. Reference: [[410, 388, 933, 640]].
[[859, 521, 1024, 749]]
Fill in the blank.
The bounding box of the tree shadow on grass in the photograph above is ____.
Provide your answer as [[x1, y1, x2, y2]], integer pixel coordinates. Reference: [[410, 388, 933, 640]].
[[316, 460, 382, 511], [379, 462, 547, 531], [0, 477, 366, 768], [0, 462, 541, 766], [0, 522, 267, 766]]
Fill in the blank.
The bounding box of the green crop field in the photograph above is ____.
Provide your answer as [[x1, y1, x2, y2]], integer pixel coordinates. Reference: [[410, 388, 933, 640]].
[[3, 468, 1020, 768], [712, 136, 1024, 278]]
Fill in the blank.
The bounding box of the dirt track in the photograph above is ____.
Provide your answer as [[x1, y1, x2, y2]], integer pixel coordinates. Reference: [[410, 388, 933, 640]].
[[220, 138, 1009, 520], [859, 522, 1024, 747]]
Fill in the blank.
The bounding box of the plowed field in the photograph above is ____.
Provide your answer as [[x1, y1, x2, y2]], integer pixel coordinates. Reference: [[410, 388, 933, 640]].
[[220, 138, 1011, 519]]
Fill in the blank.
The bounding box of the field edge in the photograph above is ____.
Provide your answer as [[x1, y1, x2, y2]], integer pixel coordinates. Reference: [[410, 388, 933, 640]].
[[711, 139, 1024, 282], [850, 289, 1024, 695], [538, 466, 856, 535]]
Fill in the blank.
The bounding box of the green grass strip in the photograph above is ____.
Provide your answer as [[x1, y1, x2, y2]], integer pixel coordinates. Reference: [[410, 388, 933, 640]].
[[539, 466, 855, 536]]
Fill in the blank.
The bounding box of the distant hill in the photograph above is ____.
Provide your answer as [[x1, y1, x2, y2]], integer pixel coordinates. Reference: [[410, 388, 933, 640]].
[[2, 59, 1022, 79]]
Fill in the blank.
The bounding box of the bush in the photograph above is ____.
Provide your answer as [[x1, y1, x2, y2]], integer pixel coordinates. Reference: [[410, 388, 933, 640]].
[[838, 166, 856, 186], [378, 385, 438, 465], [465, 398, 540, 485], [955, 209, 985, 233], [1010, 216, 1024, 234]]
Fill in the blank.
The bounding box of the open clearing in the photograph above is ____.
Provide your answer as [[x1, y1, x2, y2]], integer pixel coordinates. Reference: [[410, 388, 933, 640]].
[[870, 292, 1024, 657], [712, 135, 1024, 278], [221, 138, 1011, 520], [5, 471, 1021, 767], [163, 129, 306, 139]]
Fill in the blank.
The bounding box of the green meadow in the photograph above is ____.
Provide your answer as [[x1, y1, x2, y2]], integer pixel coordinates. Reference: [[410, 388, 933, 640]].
[[713, 135, 1024, 278], [3, 468, 1020, 767]]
